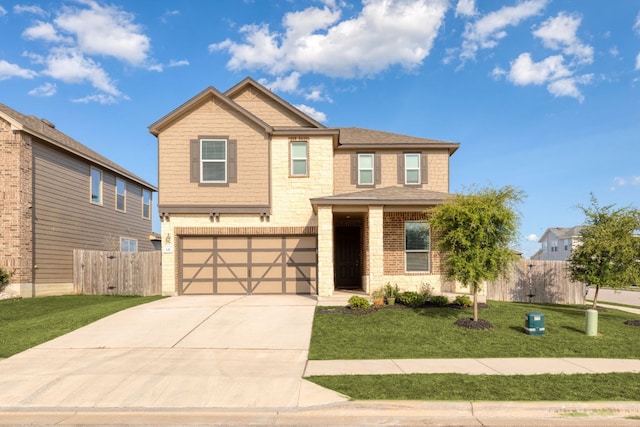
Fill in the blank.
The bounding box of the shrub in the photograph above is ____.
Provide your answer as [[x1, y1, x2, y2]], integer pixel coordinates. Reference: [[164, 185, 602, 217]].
[[397, 291, 426, 308], [454, 295, 473, 307], [419, 283, 434, 299], [348, 295, 371, 311], [383, 283, 399, 299], [0, 267, 13, 290], [429, 295, 450, 306]]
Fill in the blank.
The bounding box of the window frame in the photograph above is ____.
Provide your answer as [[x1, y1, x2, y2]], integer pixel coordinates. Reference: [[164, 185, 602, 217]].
[[200, 139, 227, 183], [405, 221, 430, 272], [290, 141, 309, 177], [120, 237, 138, 253], [115, 177, 126, 212], [358, 153, 375, 186], [404, 153, 421, 185], [142, 189, 151, 220], [90, 167, 103, 205]]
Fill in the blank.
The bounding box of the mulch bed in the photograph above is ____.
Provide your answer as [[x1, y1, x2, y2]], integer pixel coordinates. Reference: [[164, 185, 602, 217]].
[[454, 317, 495, 330], [624, 319, 640, 327], [317, 302, 489, 316]]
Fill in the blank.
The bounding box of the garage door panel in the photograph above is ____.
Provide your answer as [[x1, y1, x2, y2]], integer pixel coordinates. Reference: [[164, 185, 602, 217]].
[[180, 235, 316, 295]]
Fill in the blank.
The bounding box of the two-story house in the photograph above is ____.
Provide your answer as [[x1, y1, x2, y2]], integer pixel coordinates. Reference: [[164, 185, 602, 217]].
[[531, 226, 584, 261], [0, 103, 158, 297], [149, 78, 459, 297]]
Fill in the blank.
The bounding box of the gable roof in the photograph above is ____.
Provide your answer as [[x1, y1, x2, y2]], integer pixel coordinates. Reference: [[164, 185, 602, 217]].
[[0, 102, 156, 191], [224, 77, 326, 129], [337, 127, 459, 154], [311, 186, 453, 207], [539, 226, 585, 242]]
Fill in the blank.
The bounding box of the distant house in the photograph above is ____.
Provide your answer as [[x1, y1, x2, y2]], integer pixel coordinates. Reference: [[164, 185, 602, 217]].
[[149, 77, 461, 297], [531, 226, 584, 261], [0, 103, 158, 297]]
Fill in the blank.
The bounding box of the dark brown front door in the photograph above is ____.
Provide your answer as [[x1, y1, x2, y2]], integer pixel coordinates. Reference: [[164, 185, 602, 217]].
[[334, 226, 361, 289]]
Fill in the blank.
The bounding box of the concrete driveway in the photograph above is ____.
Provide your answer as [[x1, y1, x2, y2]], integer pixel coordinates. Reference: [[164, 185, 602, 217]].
[[0, 295, 347, 409]]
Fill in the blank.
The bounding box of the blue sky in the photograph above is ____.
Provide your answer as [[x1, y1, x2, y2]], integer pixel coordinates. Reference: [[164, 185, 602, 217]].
[[1, 0, 639, 257]]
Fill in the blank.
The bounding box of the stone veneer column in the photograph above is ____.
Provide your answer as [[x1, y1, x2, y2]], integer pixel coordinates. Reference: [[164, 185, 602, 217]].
[[368, 205, 384, 294], [317, 205, 334, 297]]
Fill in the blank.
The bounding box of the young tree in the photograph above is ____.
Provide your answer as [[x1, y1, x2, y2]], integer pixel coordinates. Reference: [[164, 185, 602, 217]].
[[430, 186, 524, 322], [568, 196, 640, 309]]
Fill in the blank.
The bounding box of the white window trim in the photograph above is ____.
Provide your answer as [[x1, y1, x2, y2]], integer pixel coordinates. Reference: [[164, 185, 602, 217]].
[[116, 177, 126, 212], [120, 237, 138, 253], [142, 189, 151, 220], [290, 141, 308, 176], [200, 139, 227, 183], [358, 153, 374, 185], [90, 166, 103, 205], [405, 153, 421, 185], [405, 221, 430, 272]]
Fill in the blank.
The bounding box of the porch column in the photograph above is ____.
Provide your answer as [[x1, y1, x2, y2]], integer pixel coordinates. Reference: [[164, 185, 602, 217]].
[[368, 205, 384, 294], [317, 205, 334, 297]]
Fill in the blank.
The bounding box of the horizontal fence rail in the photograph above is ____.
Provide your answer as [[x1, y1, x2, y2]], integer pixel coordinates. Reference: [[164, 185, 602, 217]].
[[488, 260, 585, 305], [73, 250, 161, 296]]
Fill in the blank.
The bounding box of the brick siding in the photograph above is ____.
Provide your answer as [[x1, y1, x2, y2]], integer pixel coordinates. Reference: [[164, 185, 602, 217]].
[[383, 211, 441, 276]]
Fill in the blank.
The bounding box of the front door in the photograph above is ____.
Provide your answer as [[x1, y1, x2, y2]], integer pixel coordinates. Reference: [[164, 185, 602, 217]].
[[334, 226, 362, 289]]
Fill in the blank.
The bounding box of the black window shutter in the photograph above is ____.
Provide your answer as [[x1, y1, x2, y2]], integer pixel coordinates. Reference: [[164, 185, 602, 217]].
[[350, 152, 357, 185], [374, 153, 381, 185], [397, 153, 405, 184], [190, 139, 200, 183], [228, 140, 237, 183], [421, 153, 428, 184]]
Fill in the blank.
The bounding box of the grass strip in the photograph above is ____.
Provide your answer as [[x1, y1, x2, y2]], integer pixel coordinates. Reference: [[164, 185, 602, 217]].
[[0, 295, 163, 358], [310, 301, 640, 360], [308, 373, 640, 401]]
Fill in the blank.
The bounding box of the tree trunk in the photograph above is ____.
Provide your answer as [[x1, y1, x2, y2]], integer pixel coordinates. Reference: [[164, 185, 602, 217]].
[[473, 285, 479, 322], [592, 285, 599, 310]]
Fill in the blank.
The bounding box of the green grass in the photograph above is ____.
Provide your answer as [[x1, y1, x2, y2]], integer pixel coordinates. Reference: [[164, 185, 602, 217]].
[[309, 301, 640, 360], [0, 295, 163, 358], [308, 373, 640, 401]]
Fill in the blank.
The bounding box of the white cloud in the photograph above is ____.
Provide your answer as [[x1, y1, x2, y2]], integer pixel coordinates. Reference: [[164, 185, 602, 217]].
[[168, 59, 189, 67], [637, 53, 640, 71], [547, 74, 592, 102], [13, 4, 46, 16], [0, 6, 7, 16], [42, 47, 120, 96], [508, 53, 571, 85], [23, 21, 71, 43], [304, 88, 332, 102], [28, 82, 57, 96], [211, 0, 448, 78], [259, 72, 301, 93], [72, 93, 120, 104], [54, 0, 150, 65], [526, 234, 538, 242], [294, 104, 327, 123], [455, 0, 477, 18], [634, 12, 640, 35], [0, 59, 37, 80], [612, 176, 640, 191], [460, 0, 547, 62], [533, 12, 593, 64]]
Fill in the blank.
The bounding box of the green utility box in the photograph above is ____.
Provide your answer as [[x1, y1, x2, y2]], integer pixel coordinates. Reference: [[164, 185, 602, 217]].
[[525, 312, 545, 335]]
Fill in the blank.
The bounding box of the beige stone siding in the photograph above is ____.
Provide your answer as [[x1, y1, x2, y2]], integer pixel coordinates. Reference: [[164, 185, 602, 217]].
[[158, 98, 270, 207], [334, 149, 450, 194], [230, 87, 312, 127], [0, 119, 33, 293]]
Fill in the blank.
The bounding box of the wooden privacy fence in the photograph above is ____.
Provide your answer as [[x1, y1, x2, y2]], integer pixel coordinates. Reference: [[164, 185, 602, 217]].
[[488, 260, 585, 305], [73, 250, 161, 296]]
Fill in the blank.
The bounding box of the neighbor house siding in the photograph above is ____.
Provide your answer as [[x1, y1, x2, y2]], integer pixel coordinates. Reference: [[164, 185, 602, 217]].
[[333, 149, 450, 194], [0, 120, 33, 289], [158, 98, 270, 208], [31, 141, 154, 294]]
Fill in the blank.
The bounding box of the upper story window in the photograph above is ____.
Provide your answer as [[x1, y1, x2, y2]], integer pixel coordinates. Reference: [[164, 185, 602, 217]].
[[542, 241, 547, 252], [142, 189, 151, 220], [405, 221, 430, 272], [201, 139, 227, 183], [551, 240, 558, 252], [116, 178, 126, 212], [90, 167, 102, 205], [120, 237, 138, 253], [290, 141, 308, 176], [358, 153, 374, 185], [564, 239, 570, 251], [405, 153, 421, 185]]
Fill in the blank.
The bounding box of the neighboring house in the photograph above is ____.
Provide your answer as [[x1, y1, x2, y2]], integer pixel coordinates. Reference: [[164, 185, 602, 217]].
[[0, 103, 158, 297], [148, 77, 459, 297], [531, 226, 584, 261]]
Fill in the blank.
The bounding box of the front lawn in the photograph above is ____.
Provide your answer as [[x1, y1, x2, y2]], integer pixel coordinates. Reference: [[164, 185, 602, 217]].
[[309, 301, 640, 360], [0, 295, 163, 358]]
